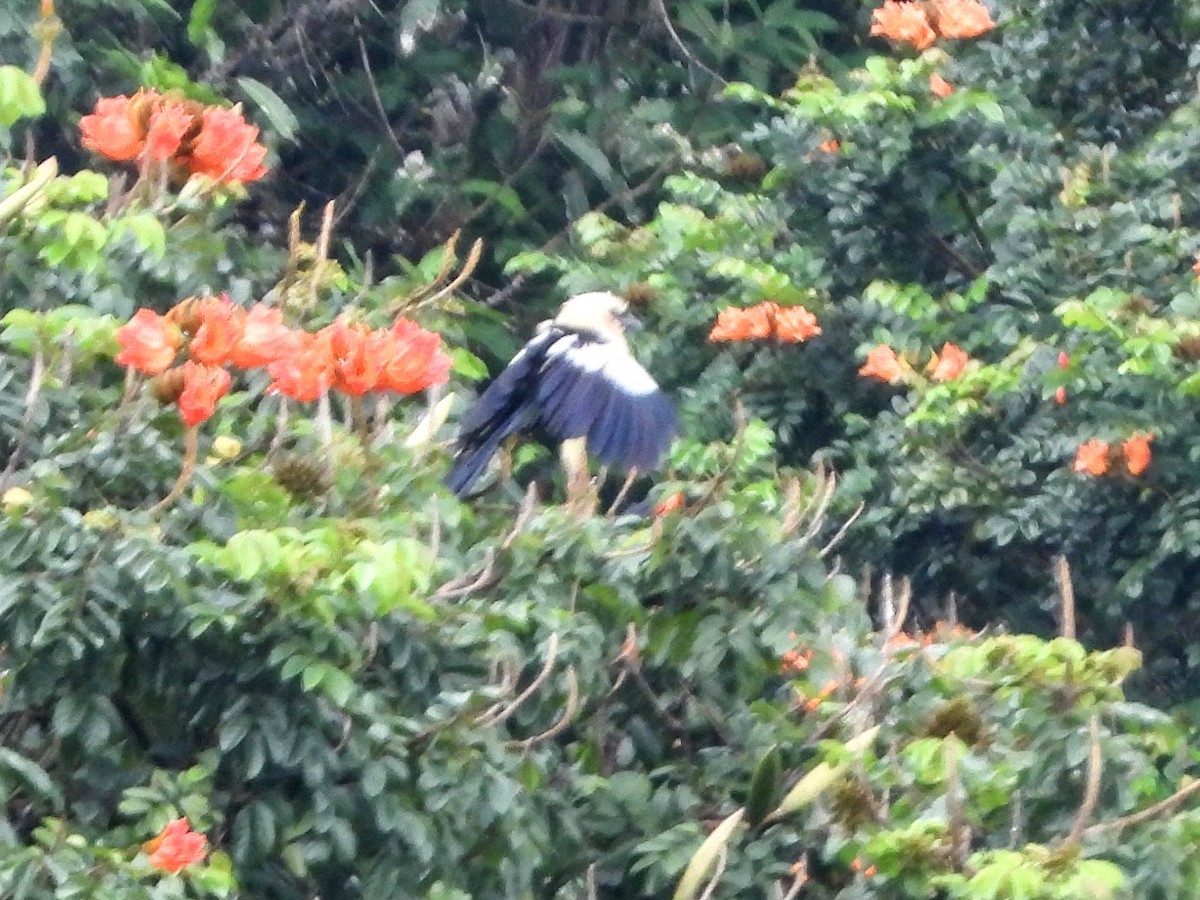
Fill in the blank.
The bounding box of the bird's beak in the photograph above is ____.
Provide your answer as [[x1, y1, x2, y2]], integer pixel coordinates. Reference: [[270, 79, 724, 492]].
[[618, 310, 643, 332]]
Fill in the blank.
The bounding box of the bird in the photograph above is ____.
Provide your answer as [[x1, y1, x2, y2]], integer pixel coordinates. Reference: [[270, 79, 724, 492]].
[[446, 291, 676, 509]]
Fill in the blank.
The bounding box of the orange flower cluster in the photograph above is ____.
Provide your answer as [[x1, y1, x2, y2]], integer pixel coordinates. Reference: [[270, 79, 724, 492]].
[[114, 296, 451, 426], [1072, 433, 1153, 478], [928, 341, 969, 381], [653, 491, 685, 517], [851, 856, 879, 879], [859, 342, 970, 384], [708, 302, 822, 344], [143, 818, 207, 874], [1054, 350, 1069, 405], [780, 633, 813, 674], [929, 73, 955, 98], [80, 89, 268, 184], [886, 620, 978, 651], [870, 0, 995, 50], [858, 344, 904, 383]]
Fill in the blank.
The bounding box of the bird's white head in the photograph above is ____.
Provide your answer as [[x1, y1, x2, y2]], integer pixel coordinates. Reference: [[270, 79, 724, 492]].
[[553, 291, 639, 342]]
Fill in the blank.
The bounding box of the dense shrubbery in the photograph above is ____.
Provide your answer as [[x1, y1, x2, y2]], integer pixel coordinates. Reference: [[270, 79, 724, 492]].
[[2, 1, 1200, 898]]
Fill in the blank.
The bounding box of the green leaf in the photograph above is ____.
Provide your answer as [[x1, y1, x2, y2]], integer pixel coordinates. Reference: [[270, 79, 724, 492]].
[[744, 744, 781, 826], [237, 77, 298, 142], [187, 0, 219, 46], [0, 66, 45, 127], [0, 747, 62, 810]]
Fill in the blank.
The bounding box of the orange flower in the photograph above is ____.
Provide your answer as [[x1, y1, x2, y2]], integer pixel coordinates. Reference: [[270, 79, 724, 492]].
[[268, 330, 335, 402], [79, 95, 144, 161], [188, 295, 246, 366], [1054, 386, 1067, 405], [928, 0, 995, 39], [143, 817, 207, 874], [326, 318, 394, 396], [115, 309, 183, 375], [653, 491, 685, 517], [1122, 433, 1152, 476], [1073, 439, 1110, 476], [176, 362, 232, 426], [929, 73, 955, 98], [379, 318, 452, 394], [708, 302, 778, 342], [780, 647, 813, 674], [858, 344, 904, 383], [228, 305, 299, 369], [1058, 351, 1070, 369], [929, 341, 969, 381], [774, 305, 822, 343], [143, 102, 194, 162], [870, 1, 937, 50], [188, 106, 268, 184], [818, 138, 841, 154]]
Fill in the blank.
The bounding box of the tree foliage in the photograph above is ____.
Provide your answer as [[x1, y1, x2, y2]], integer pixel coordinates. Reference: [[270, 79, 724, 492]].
[[1, 1, 1200, 898]]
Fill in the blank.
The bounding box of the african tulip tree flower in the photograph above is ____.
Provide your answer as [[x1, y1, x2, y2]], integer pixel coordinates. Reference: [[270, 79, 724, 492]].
[[80, 91, 268, 185], [929, 73, 955, 98], [653, 491, 685, 517], [143, 102, 194, 162], [870, 1, 937, 50], [1073, 440, 1110, 476], [79, 95, 144, 161], [929, 0, 996, 39], [267, 330, 336, 402], [773, 305, 822, 343], [709, 303, 777, 342], [1122, 433, 1153, 476], [143, 817, 207, 874], [929, 342, 969, 382], [228, 305, 299, 369], [176, 362, 232, 426], [115, 309, 183, 375], [708, 302, 821, 344], [187, 295, 245, 366], [859, 344, 904, 383], [381, 318, 453, 394], [187, 106, 269, 184]]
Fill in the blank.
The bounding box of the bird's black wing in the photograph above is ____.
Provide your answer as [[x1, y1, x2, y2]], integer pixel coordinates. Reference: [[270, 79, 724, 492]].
[[445, 328, 560, 496], [534, 333, 676, 472]]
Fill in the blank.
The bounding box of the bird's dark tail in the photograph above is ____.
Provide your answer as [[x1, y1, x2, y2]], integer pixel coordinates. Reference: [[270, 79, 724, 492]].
[[445, 431, 508, 497]]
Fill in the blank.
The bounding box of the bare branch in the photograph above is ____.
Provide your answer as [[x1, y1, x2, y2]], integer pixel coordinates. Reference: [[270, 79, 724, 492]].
[[1055, 555, 1076, 640], [1063, 716, 1102, 846], [479, 633, 560, 728]]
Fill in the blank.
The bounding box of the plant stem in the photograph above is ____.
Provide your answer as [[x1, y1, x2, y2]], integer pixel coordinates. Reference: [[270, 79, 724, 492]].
[[149, 426, 199, 515]]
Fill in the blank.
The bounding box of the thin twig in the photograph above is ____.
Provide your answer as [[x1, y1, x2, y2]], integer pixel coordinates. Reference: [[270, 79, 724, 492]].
[[479, 633, 560, 728], [1056, 555, 1076, 640], [1063, 716, 1102, 846], [0, 344, 46, 495], [148, 427, 199, 516], [432, 547, 498, 599], [605, 468, 638, 517], [1083, 776, 1200, 837], [507, 667, 580, 749], [651, 0, 724, 84], [778, 859, 808, 900], [696, 846, 729, 900], [820, 500, 865, 558], [356, 31, 406, 156], [946, 738, 970, 868]]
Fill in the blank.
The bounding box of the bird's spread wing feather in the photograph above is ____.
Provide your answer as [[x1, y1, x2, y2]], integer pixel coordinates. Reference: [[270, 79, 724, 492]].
[[535, 335, 676, 471], [448, 325, 675, 497]]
